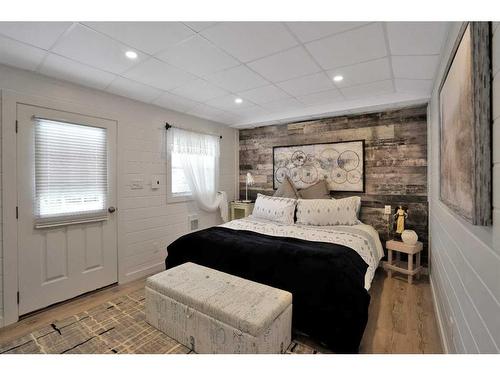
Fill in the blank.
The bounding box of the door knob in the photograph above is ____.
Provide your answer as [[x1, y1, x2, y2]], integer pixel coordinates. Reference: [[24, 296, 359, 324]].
[[108, 207, 116, 213]]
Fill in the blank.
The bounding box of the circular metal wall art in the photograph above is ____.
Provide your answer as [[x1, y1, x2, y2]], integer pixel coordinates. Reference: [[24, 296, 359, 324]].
[[347, 170, 362, 184], [291, 150, 307, 166], [275, 167, 290, 183], [320, 148, 340, 167], [289, 167, 301, 182], [300, 165, 319, 184], [332, 169, 347, 184], [338, 150, 360, 172]]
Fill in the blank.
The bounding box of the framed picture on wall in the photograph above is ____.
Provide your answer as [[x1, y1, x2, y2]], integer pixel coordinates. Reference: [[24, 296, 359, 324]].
[[438, 22, 491, 226], [273, 140, 365, 192]]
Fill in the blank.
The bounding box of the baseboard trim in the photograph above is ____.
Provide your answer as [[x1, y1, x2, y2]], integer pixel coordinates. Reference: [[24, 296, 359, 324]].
[[120, 262, 165, 284], [430, 274, 450, 354]]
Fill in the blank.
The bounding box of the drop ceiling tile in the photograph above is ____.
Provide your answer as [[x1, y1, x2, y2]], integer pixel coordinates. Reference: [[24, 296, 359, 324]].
[[171, 79, 229, 102], [39, 53, 117, 90], [395, 79, 434, 95], [123, 57, 196, 91], [248, 46, 321, 82], [286, 22, 370, 43], [184, 22, 218, 32], [52, 24, 146, 74], [106, 77, 162, 103], [238, 85, 291, 105], [340, 79, 394, 100], [205, 64, 268, 92], [156, 35, 239, 76], [387, 22, 449, 55], [328, 58, 392, 88], [277, 72, 335, 97], [83, 22, 195, 55], [392, 55, 441, 80], [209, 111, 242, 125], [262, 97, 304, 111], [297, 89, 343, 106], [0, 35, 47, 71], [201, 22, 297, 62], [305, 23, 387, 70], [0, 22, 72, 49], [186, 103, 229, 121], [152, 91, 200, 113], [227, 105, 270, 117], [206, 95, 255, 111]]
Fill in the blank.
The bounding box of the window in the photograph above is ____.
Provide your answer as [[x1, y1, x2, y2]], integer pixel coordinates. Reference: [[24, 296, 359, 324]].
[[167, 127, 219, 202], [171, 151, 191, 195], [34, 118, 108, 226]]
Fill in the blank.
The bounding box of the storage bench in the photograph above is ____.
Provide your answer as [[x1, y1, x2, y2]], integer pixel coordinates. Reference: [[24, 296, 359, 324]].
[[145, 262, 293, 354]]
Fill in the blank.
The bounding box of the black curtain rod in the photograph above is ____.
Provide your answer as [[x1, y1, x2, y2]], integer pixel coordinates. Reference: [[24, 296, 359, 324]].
[[165, 122, 222, 139]]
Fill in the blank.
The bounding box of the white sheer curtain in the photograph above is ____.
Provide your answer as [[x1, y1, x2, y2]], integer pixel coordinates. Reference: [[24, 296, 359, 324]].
[[169, 127, 228, 222]]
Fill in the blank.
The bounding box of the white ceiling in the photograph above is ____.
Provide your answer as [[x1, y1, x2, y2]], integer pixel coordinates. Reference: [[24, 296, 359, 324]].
[[0, 22, 451, 128]]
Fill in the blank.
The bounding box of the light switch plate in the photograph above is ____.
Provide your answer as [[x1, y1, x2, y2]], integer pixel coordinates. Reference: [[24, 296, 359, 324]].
[[384, 205, 392, 215], [151, 175, 161, 189]]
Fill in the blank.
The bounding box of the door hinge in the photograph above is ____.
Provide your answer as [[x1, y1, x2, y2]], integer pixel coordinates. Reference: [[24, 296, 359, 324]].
[[17, 292, 20, 305], [15, 120, 18, 133], [16, 206, 19, 219]]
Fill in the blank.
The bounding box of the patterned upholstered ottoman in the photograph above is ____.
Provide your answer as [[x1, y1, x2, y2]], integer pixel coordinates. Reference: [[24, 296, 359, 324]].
[[145, 262, 293, 354]]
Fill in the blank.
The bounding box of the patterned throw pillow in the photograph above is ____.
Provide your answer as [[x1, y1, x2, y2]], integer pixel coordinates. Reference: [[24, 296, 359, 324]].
[[274, 175, 300, 199], [332, 196, 362, 216], [252, 193, 297, 225], [296, 196, 361, 226], [298, 179, 330, 199]]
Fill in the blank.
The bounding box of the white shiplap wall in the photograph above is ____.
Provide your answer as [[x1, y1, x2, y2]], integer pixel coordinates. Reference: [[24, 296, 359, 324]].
[[0, 93, 3, 326], [428, 23, 500, 353], [0, 63, 238, 326]]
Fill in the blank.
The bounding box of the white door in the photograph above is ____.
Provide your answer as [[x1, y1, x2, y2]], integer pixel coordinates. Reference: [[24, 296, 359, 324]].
[[17, 104, 118, 315]]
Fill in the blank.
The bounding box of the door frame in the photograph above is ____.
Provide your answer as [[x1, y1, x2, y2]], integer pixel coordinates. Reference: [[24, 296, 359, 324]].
[[1, 90, 119, 326]]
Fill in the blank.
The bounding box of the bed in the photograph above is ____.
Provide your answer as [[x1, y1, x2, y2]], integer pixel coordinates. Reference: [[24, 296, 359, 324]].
[[165, 215, 384, 353]]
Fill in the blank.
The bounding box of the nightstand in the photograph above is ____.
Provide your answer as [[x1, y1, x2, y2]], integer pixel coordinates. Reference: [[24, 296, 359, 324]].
[[230, 201, 254, 221], [385, 240, 423, 284]]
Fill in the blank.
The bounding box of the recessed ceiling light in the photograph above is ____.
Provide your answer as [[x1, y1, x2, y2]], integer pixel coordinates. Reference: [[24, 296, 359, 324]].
[[333, 75, 344, 82], [125, 50, 138, 59], [234, 98, 243, 104]]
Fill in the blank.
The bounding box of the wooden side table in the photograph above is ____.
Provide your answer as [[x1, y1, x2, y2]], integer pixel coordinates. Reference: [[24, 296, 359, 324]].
[[385, 240, 423, 284], [230, 201, 254, 221]]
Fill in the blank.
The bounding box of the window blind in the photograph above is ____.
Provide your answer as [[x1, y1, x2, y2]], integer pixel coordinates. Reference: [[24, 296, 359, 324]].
[[34, 118, 108, 227]]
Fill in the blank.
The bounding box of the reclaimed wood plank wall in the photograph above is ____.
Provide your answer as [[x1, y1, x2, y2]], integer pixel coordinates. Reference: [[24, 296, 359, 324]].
[[239, 105, 429, 263]]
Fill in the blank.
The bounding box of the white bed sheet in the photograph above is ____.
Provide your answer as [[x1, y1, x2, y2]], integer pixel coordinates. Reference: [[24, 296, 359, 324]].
[[220, 216, 384, 290]]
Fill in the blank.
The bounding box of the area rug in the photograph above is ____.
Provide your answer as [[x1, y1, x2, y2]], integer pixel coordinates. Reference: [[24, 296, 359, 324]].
[[0, 289, 322, 354]]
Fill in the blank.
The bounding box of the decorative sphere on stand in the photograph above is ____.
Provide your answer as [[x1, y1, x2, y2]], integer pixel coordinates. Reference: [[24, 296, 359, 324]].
[[401, 230, 418, 245]]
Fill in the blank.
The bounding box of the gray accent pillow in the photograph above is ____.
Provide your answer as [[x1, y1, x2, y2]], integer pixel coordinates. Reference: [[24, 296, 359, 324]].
[[273, 175, 300, 199], [299, 180, 330, 199]]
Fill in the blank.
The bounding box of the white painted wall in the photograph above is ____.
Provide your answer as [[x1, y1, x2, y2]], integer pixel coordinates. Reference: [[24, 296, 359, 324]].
[[428, 23, 500, 353], [0, 63, 238, 327], [0, 94, 3, 326]]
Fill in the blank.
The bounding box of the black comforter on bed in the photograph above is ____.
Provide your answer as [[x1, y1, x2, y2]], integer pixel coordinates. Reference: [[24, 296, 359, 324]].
[[165, 226, 370, 353]]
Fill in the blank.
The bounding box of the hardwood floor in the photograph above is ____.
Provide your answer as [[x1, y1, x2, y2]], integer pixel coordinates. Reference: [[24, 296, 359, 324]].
[[359, 270, 443, 353], [0, 269, 443, 353]]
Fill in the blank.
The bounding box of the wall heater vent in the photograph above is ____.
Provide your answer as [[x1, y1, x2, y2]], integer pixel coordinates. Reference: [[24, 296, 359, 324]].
[[188, 214, 199, 231]]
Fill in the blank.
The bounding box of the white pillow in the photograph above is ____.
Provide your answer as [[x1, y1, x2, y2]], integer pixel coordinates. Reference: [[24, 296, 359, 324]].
[[296, 196, 361, 226], [332, 196, 362, 216], [251, 193, 297, 225]]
